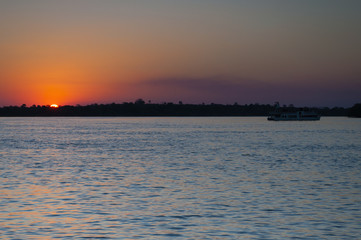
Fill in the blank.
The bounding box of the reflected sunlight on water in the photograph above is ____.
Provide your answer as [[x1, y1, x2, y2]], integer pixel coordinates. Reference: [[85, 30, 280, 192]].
[[1, 117, 361, 239]]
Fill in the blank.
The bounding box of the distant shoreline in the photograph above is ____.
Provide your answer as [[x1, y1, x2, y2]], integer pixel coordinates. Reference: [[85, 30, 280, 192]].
[[1, 101, 358, 117]]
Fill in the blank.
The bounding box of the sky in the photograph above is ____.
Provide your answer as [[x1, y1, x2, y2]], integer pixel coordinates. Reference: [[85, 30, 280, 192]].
[[0, 0, 360, 107]]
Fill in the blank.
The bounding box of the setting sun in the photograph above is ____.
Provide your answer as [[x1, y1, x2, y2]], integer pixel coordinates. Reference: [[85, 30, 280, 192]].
[[50, 104, 59, 108]]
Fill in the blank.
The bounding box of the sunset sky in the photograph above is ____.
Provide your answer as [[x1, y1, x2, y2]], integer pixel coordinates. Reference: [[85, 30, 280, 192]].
[[1, 0, 360, 107]]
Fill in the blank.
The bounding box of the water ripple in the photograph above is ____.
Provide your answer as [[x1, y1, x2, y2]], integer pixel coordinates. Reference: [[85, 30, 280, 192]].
[[1, 117, 361, 239]]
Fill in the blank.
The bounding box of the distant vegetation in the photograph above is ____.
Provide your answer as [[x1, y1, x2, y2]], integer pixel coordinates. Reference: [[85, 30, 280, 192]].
[[348, 103, 361, 118], [1, 100, 357, 117]]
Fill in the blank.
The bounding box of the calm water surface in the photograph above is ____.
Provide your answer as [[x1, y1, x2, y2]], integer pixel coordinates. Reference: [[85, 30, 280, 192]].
[[1, 117, 361, 239]]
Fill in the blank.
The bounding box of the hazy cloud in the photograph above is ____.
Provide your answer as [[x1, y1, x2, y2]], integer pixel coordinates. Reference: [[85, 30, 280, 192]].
[[120, 76, 361, 107]]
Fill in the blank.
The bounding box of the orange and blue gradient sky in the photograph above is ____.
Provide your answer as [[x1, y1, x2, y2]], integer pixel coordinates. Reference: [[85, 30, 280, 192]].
[[1, 0, 360, 107]]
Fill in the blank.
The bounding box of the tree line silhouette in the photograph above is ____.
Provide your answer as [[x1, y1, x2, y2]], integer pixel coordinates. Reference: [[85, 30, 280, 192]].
[[0, 100, 359, 117]]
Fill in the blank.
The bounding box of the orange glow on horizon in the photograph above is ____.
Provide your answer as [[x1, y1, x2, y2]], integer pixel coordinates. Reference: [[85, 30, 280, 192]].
[[50, 104, 59, 108]]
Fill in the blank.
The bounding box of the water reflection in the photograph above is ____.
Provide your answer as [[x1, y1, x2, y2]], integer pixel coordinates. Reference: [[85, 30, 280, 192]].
[[1, 117, 361, 239]]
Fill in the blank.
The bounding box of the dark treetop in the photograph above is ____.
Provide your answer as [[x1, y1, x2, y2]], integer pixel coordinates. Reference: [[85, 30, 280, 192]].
[[0, 100, 356, 117]]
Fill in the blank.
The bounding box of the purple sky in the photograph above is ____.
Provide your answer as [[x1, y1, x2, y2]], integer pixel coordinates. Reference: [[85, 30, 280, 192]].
[[0, 0, 360, 107]]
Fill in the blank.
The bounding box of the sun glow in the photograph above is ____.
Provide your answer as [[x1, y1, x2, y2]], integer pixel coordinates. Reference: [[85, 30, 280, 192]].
[[50, 104, 59, 108]]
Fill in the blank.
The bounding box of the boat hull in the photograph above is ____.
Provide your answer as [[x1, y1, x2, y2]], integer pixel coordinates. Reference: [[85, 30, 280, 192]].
[[267, 117, 320, 121], [267, 111, 320, 121]]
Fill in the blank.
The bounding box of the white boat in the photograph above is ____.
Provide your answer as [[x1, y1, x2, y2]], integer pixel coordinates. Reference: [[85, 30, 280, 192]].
[[267, 111, 320, 121]]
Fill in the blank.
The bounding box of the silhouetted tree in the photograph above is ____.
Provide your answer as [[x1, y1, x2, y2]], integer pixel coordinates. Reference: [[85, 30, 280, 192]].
[[348, 103, 361, 117], [135, 99, 145, 105], [0, 102, 354, 117]]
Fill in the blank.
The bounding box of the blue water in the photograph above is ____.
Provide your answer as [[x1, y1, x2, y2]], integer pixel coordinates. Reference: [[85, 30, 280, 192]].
[[1, 117, 361, 239]]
